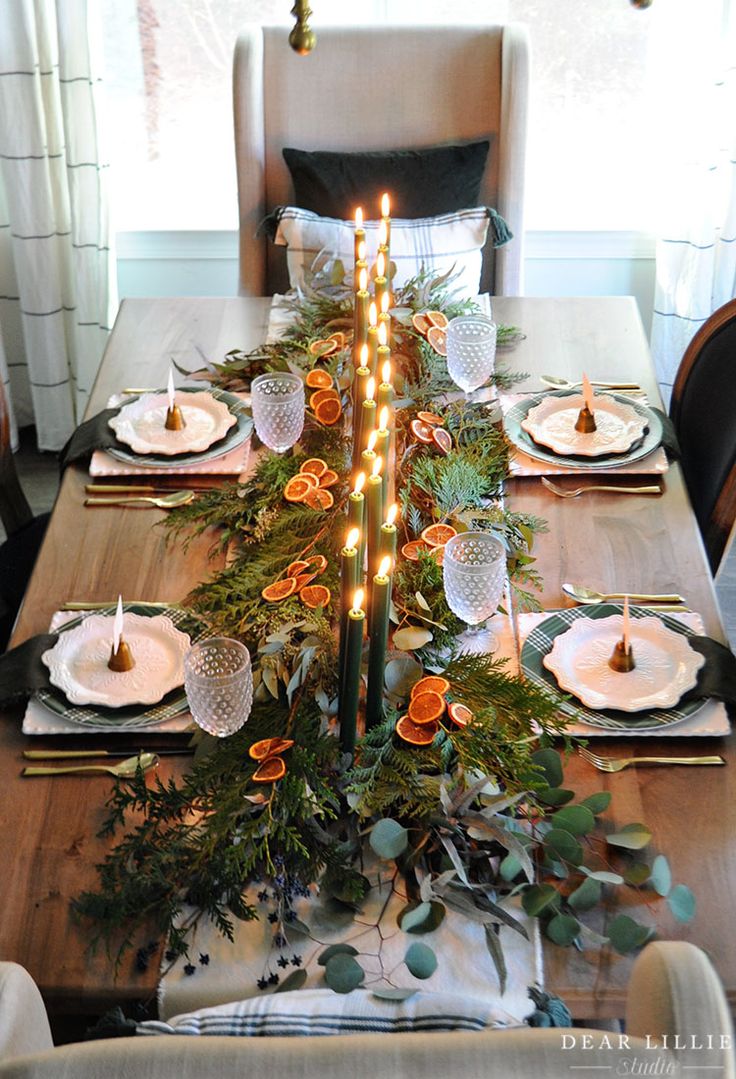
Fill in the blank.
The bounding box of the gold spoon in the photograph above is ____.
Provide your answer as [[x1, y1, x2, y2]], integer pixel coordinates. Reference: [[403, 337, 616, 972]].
[[84, 491, 195, 509], [540, 375, 642, 391], [562, 582, 685, 605], [22, 752, 160, 778]]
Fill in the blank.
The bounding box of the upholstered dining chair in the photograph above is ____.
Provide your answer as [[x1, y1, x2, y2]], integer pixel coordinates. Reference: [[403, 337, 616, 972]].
[[1, 944, 734, 1078], [233, 24, 530, 298], [669, 298, 736, 573]]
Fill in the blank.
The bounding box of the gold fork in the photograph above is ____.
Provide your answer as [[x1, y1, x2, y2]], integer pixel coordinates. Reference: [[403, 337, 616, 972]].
[[578, 746, 725, 772], [542, 478, 662, 499]]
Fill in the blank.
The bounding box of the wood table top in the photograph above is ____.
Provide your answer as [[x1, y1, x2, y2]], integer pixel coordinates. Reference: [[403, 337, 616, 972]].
[[1, 295, 730, 1021]]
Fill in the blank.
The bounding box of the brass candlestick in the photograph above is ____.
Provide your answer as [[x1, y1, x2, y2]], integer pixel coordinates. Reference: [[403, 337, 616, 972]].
[[575, 405, 597, 433], [289, 0, 316, 54], [165, 403, 185, 430], [608, 639, 635, 672], [108, 638, 135, 672]]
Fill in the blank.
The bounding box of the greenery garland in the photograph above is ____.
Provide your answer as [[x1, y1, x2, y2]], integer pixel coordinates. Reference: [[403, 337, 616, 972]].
[[74, 266, 694, 997]]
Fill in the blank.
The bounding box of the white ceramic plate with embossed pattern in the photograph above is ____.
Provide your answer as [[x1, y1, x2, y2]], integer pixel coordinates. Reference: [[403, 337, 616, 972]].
[[520, 393, 648, 457], [41, 612, 191, 707], [542, 614, 705, 712], [109, 391, 237, 455]]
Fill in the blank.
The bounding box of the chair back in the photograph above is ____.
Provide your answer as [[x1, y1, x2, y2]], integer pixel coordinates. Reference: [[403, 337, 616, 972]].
[[233, 24, 529, 297], [670, 298, 736, 572], [0, 380, 32, 537]]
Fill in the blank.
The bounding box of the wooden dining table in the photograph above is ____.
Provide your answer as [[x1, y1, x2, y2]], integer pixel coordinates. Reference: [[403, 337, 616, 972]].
[[0, 294, 731, 1025]]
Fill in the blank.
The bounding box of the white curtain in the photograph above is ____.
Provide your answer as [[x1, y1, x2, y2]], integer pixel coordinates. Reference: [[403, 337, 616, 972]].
[[650, 0, 736, 407], [0, 0, 117, 452]]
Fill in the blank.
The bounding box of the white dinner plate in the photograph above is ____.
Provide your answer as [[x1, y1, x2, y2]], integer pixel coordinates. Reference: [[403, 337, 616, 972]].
[[109, 390, 237, 455], [520, 393, 648, 457]]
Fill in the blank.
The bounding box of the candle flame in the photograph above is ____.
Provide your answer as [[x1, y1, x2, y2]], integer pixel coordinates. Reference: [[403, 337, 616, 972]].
[[372, 456, 383, 478], [378, 405, 389, 431], [359, 266, 368, 291], [365, 376, 376, 402], [359, 343, 369, 369], [167, 368, 175, 412], [369, 302, 377, 327], [358, 239, 366, 262], [377, 321, 387, 346], [113, 594, 124, 653], [385, 503, 398, 527], [355, 207, 363, 229], [378, 219, 388, 247], [381, 360, 391, 385], [353, 471, 366, 495], [377, 555, 392, 578], [623, 594, 631, 653], [352, 587, 364, 612], [376, 251, 385, 279], [381, 192, 390, 218], [366, 430, 378, 453], [582, 372, 595, 413], [381, 290, 390, 314], [346, 527, 360, 550]]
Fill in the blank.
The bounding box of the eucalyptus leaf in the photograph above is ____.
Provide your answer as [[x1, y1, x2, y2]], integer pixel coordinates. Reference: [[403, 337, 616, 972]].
[[531, 748, 563, 787], [568, 876, 602, 912], [262, 666, 279, 698], [405, 941, 438, 979], [521, 884, 560, 917], [546, 914, 580, 947], [551, 805, 595, 837], [577, 792, 612, 815], [317, 943, 359, 966], [607, 915, 653, 955], [275, 969, 308, 992], [286, 917, 312, 936], [650, 855, 672, 898], [623, 863, 651, 887], [400, 900, 446, 935], [415, 591, 432, 612], [499, 854, 522, 882], [544, 828, 584, 866], [667, 884, 696, 923], [393, 626, 433, 651], [484, 925, 507, 994], [607, 823, 652, 850], [536, 788, 575, 808], [581, 867, 625, 885], [384, 656, 423, 697], [370, 818, 409, 860], [372, 988, 418, 1002], [324, 953, 364, 993]]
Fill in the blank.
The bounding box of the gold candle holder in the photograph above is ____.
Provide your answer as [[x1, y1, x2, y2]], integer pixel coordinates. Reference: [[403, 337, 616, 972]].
[[608, 639, 635, 672], [165, 403, 185, 430], [574, 405, 597, 433], [108, 638, 135, 672]]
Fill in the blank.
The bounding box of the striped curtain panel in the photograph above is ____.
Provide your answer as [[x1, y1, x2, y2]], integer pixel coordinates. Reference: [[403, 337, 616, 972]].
[[649, 1, 736, 407], [0, 0, 116, 452]]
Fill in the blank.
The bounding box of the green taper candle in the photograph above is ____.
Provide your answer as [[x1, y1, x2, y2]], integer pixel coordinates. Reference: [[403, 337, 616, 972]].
[[366, 556, 392, 730], [380, 193, 391, 250], [353, 271, 369, 364], [338, 528, 360, 712], [366, 308, 379, 378], [380, 504, 398, 566], [354, 207, 366, 264], [376, 361, 393, 415], [339, 589, 365, 755], [374, 408, 390, 505], [351, 345, 371, 475], [348, 473, 366, 578], [358, 378, 377, 472], [366, 459, 384, 585]]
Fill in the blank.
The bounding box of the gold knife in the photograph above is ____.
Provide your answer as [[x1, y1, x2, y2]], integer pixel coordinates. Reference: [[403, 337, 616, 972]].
[[23, 749, 194, 759]]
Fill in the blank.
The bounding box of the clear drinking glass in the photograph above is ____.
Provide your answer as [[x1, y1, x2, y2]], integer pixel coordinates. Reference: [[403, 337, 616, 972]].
[[443, 532, 507, 652], [446, 315, 497, 396], [251, 372, 305, 453], [184, 638, 253, 737]]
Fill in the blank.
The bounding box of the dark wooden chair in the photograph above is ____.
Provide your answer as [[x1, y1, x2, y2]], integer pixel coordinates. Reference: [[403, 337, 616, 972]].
[[670, 298, 736, 573], [0, 381, 51, 649]]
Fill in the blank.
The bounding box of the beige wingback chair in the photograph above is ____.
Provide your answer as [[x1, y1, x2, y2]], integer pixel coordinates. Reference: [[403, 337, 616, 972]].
[[233, 24, 530, 298], [1, 944, 734, 1078]]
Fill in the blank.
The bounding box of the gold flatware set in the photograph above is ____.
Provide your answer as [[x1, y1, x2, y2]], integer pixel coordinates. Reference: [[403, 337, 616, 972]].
[[541, 477, 661, 499], [579, 746, 725, 772], [22, 752, 160, 778]]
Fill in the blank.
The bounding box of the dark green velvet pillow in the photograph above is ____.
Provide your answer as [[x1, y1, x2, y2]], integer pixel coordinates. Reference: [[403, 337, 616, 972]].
[[282, 140, 490, 220]]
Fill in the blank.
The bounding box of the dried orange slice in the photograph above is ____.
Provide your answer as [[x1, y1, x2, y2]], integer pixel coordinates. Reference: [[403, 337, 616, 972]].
[[300, 458, 328, 479], [314, 397, 342, 426], [286, 559, 310, 577], [306, 369, 334, 390], [432, 427, 452, 455], [304, 487, 335, 511], [284, 475, 314, 503], [426, 310, 449, 329], [411, 313, 430, 336], [300, 583, 331, 608], [427, 326, 447, 356], [416, 411, 444, 427], [411, 675, 451, 698], [292, 571, 318, 590], [396, 714, 439, 745], [318, 468, 339, 488], [401, 540, 430, 561], [252, 756, 287, 783], [261, 578, 298, 602], [308, 338, 338, 357], [309, 388, 340, 411], [428, 545, 445, 566], [421, 523, 457, 548], [408, 690, 446, 725], [305, 553, 328, 574], [410, 419, 434, 444], [447, 702, 473, 728], [249, 737, 295, 760], [327, 331, 346, 350]]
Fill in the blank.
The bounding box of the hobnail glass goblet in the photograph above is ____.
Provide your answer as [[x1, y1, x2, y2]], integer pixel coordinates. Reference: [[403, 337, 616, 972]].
[[443, 532, 507, 652], [251, 372, 305, 453], [446, 315, 497, 396], [184, 637, 253, 737]]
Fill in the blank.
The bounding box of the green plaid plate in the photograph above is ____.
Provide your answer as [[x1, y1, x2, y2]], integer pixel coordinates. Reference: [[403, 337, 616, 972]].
[[504, 392, 663, 470], [521, 604, 707, 731], [107, 387, 252, 469], [36, 604, 204, 729]]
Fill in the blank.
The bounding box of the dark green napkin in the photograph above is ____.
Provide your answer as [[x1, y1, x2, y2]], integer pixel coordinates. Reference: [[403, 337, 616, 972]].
[[685, 637, 736, 716], [58, 408, 120, 470], [651, 407, 681, 461], [0, 634, 58, 705]]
